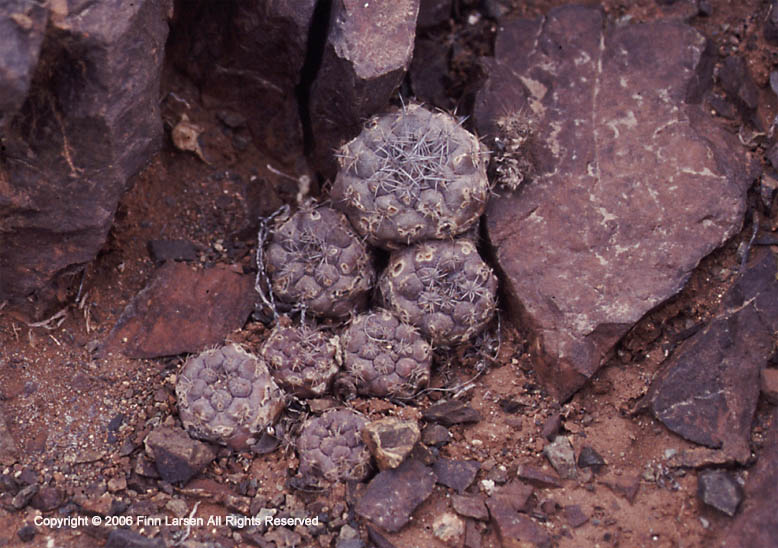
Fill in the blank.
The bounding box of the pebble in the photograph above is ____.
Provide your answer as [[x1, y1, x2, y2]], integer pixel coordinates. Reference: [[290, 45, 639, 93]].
[[17, 525, 36, 543], [433, 512, 465, 546], [451, 494, 489, 521], [697, 469, 743, 517], [422, 400, 481, 426], [542, 436, 577, 479], [421, 424, 451, 447], [433, 458, 480, 494], [362, 417, 420, 470]]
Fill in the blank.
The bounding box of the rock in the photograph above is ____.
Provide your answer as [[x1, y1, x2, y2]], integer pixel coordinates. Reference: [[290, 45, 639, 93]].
[[366, 524, 398, 548], [433, 458, 480, 494], [602, 475, 640, 503], [422, 400, 481, 426], [464, 520, 482, 548], [0, 0, 47, 131], [146, 239, 198, 265], [767, 1, 778, 45], [30, 486, 62, 511], [649, 249, 778, 463], [0, 409, 18, 465], [11, 484, 37, 510], [718, 56, 759, 114], [80, 492, 113, 516], [104, 528, 165, 548], [310, 0, 420, 177], [697, 469, 742, 517], [491, 481, 534, 513], [104, 262, 255, 358], [0, 0, 170, 308], [16, 525, 36, 543], [516, 465, 561, 489], [417, 0, 451, 28], [336, 539, 365, 548], [362, 418, 420, 470], [421, 424, 450, 447], [433, 512, 465, 546], [577, 446, 606, 472], [540, 414, 561, 441], [563, 505, 589, 528], [143, 425, 216, 485], [761, 369, 778, 405], [355, 459, 436, 533], [723, 408, 778, 546], [168, 1, 316, 164], [486, 497, 550, 548], [542, 436, 577, 479], [409, 38, 452, 110], [476, 6, 751, 401], [451, 494, 489, 521]]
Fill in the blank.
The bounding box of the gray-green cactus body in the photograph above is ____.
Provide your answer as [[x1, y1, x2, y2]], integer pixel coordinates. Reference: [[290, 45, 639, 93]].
[[379, 239, 498, 346], [341, 309, 431, 398], [260, 323, 340, 398], [176, 344, 285, 450], [297, 409, 371, 484], [332, 103, 489, 249], [264, 204, 374, 318]]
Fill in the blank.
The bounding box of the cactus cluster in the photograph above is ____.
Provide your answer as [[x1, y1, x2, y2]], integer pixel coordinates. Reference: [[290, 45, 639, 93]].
[[332, 103, 490, 249], [260, 322, 340, 398], [176, 344, 285, 450], [296, 409, 372, 484], [341, 309, 432, 398]]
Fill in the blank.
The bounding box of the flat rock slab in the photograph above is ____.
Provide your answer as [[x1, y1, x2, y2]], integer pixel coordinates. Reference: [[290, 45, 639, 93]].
[[649, 249, 778, 463], [422, 400, 481, 426], [722, 408, 778, 547], [486, 497, 550, 547], [355, 458, 436, 533], [475, 6, 751, 401], [432, 458, 480, 493], [104, 262, 255, 358], [144, 425, 216, 486]]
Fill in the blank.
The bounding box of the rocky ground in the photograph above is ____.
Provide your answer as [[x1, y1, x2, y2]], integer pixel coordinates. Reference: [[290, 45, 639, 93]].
[[1, 0, 778, 547]]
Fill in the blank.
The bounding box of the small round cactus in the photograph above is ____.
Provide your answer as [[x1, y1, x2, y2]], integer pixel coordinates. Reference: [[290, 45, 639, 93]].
[[332, 103, 489, 249], [264, 203, 374, 319], [296, 409, 371, 484], [260, 321, 341, 398], [379, 239, 498, 346], [341, 309, 431, 398], [176, 344, 285, 450]]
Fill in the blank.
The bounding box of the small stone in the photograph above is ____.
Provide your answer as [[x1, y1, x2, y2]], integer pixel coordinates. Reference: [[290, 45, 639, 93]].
[[17, 525, 36, 543], [165, 498, 189, 518], [433, 512, 465, 546], [336, 539, 365, 548], [355, 459, 437, 533], [144, 425, 216, 485], [492, 480, 534, 513], [603, 475, 641, 503], [770, 71, 778, 98], [11, 484, 38, 510], [451, 494, 489, 521], [698, 470, 743, 517], [81, 492, 114, 516], [146, 239, 197, 265], [577, 446, 606, 472], [761, 369, 778, 405], [464, 519, 482, 548], [487, 465, 509, 485], [433, 458, 480, 494], [422, 401, 481, 426], [104, 528, 165, 548], [563, 505, 589, 528], [0, 410, 18, 465], [718, 56, 758, 112], [30, 486, 63, 511], [540, 414, 561, 441], [362, 418, 421, 470], [422, 424, 451, 447], [542, 436, 577, 479], [516, 465, 562, 489], [366, 524, 398, 548], [107, 476, 127, 493], [486, 498, 550, 547]]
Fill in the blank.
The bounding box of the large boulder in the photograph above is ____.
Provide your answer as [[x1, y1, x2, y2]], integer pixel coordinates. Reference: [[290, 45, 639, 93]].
[[0, 0, 171, 310], [475, 6, 752, 401]]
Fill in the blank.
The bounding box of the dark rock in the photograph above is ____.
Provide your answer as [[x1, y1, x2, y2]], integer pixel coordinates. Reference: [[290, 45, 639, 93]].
[[649, 249, 778, 463], [422, 400, 481, 426], [498, 398, 526, 414], [143, 425, 216, 485], [30, 486, 63, 511], [451, 494, 489, 521], [310, 0, 420, 177], [0, 0, 171, 307], [104, 528, 165, 548], [577, 446, 605, 472], [16, 525, 36, 543], [104, 262, 255, 358], [366, 524, 398, 548], [464, 519, 482, 548], [362, 418, 420, 470], [433, 458, 480, 494], [697, 469, 742, 517], [421, 424, 450, 447], [761, 369, 778, 405], [0, 409, 18, 465], [542, 436, 577, 479], [476, 6, 751, 401], [409, 38, 451, 110], [146, 239, 198, 265], [417, 0, 450, 28], [563, 505, 588, 528], [355, 459, 436, 533], [723, 408, 778, 546], [707, 93, 738, 120], [0, 474, 20, 495], [516, 465, 561, 489], [0, 1, 47, 131], [486, 497, 550, 547], [718, 56, 758, 113], [336, 540, 365, 548], [540, 413, 561, 441], [602, 475, 640, 503], [491, 480, 534, 513], [770, 71, 778, 98], [11, 483, 37, 510], [168, 1, 316, 164], [697, 0, 712, 16], [767, 144, 778, 171], [766, 1, 778, 46]]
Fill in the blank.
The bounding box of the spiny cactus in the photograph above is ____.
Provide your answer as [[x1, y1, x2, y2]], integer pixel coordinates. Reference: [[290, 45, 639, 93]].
[[332, 103, 490, 249], [379, 239, 498, 346], [341, 309, 432, 398], [296, 408, 371, 484], [176, 344, 285, 450], [264, 202, 374, 319], [260, 321, 341, 398]]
